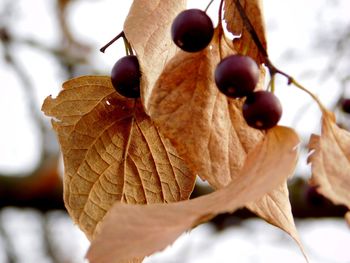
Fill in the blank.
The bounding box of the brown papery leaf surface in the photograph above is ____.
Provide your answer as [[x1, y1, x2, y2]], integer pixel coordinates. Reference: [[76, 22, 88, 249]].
[[87, 126, 300, 263], [42, 76, 196, 239], [148, 33, 305, 257], [247, 184, 307, 259], [223, 1, 304, 254], [308, 110, 350, 219], [123, 0, 187, 114], [224, 0, 267, 63], [148, 36, 263, 189]]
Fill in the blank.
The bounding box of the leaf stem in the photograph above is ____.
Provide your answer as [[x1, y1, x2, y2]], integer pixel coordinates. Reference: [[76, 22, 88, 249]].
[[123, 36, 129, 55], [218, 0, 224, 28], [217, 0, 225, 59], [266, 59, 327, 112], [268, 74, 275, 93], [289, 78, 328, 113], [123, 36, 134, 56], [234, 0, 268, 60], [242, 44, 249, 56]]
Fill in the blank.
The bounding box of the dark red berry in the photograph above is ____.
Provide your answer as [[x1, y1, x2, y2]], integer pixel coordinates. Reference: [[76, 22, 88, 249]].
[[341, 98, 350, 113], [111, 55, 141, 98], [243, 91, 282, 130], [215, 55, 259, 98], [171, 9, 214, 52]]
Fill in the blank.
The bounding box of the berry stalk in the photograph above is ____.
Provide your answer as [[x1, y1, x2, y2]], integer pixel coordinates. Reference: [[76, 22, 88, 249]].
[[205, 0, 215, 12], [100, 31, 134, 55], [232, 0, 328, 113], [217, 0, 225, 59], [100, 31, 125, 53]]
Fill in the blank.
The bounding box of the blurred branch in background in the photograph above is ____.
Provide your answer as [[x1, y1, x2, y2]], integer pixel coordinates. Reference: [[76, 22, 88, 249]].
[[0, 156, 63, 211], [0, 1, 94, 261], [0, 0, 92, 208], [0, 0, 349, 262], [0, 0, 349, 216]]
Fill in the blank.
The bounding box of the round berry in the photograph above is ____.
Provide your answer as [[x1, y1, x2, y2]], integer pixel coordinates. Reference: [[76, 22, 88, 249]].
[[171, 9, 214, 52], [243, 91, 282, 130], [341, 98, 350, 113], [215, 55, 259, 98], [111, 55, 141, 98]]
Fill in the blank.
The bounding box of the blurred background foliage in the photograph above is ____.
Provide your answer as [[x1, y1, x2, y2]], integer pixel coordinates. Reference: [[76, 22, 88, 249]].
[[0, 0, 349, 262]]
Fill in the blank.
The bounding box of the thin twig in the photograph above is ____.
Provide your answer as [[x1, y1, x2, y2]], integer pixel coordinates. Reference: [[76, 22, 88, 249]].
[[100, 31, 125, 53], [218, 0, 225, 29], [233, 0, 328, 113], [289, 78, 328, 113], [205, 0, 215, 12], [2, 43, 50, 162], [57, 0, 86, 49], [234, 0, 268, 59]]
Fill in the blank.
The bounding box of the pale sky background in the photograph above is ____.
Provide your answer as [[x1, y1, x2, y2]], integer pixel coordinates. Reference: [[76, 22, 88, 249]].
[[0, 0, 350, 262], [1, 0, 350, 174]]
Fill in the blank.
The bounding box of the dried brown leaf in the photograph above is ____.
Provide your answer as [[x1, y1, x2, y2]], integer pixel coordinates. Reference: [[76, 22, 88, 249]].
[[148, 36, 263, 189], [42, 76, 196, 239], [123, 0, 187, 113], [308, 111, 350, 218], [87, 126, 300, 263], [147, 32, 304, 257], [224, 0, 267, 63], [247, 184, 308, 259], [222, 3, 304, 255]]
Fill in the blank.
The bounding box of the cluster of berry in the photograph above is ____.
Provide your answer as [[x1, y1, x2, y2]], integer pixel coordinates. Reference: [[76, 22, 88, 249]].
[[110, 8, 283, 130]]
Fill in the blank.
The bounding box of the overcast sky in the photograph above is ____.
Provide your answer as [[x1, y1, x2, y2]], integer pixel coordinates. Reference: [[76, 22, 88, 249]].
[[0, 1, 350, 262], [0, 0, 349, 174]]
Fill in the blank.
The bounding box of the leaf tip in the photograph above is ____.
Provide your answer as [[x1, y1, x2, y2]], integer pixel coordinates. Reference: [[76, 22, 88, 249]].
[[41, 95, 54, 115]]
